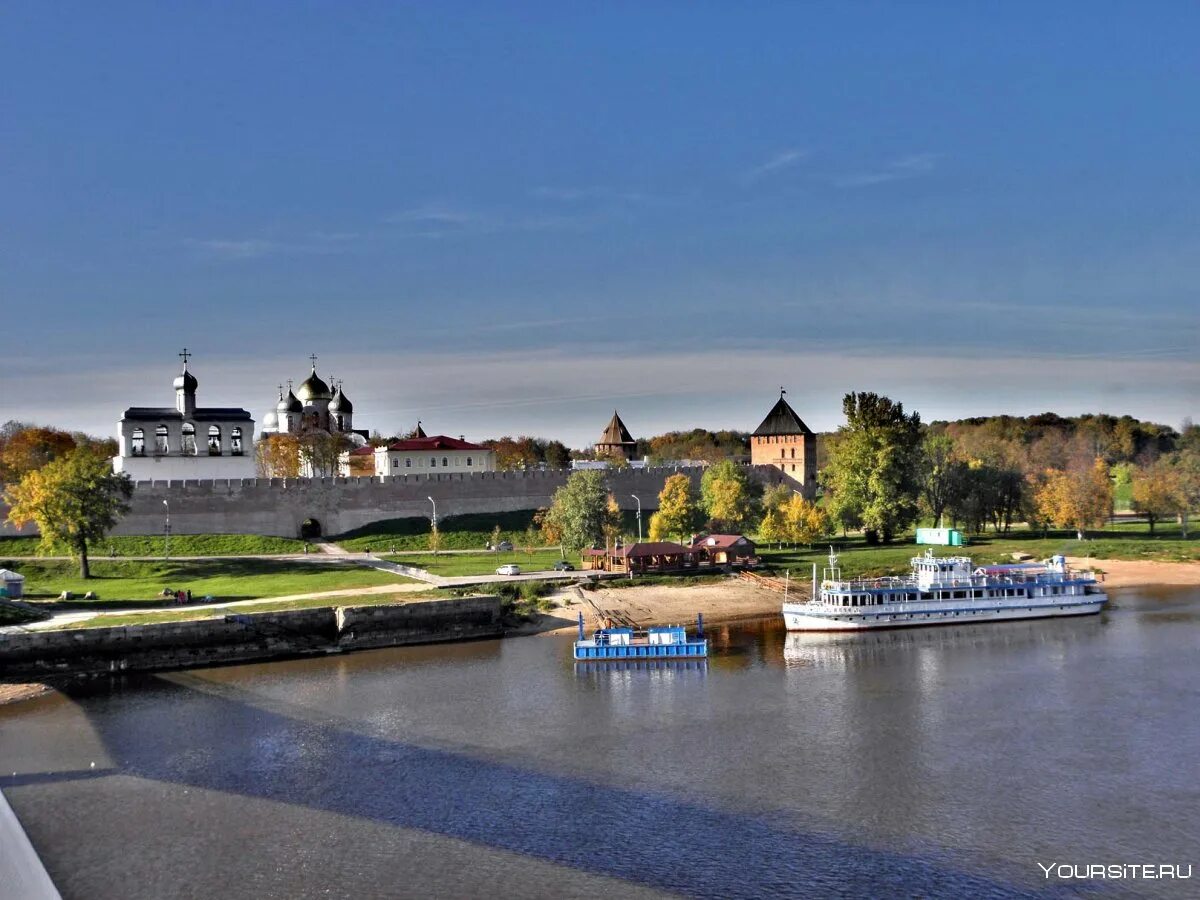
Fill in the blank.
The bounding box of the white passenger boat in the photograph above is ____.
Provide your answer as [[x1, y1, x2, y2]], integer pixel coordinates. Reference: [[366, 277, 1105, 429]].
[[782, 549, 1108, 632]]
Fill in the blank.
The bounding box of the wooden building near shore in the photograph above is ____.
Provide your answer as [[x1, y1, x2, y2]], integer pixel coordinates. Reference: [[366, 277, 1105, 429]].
[[582, 542, 698, 574]]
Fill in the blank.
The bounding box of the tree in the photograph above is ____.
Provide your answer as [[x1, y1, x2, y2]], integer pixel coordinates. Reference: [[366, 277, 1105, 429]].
[[4, 449, 134, 578], [534, 506, 563, 554], [782, 494, 828, 547], [602, 493, 623, 550], [490, 524, 503, 550], [543, 440, 571, 470], [920, 433, 958, 527], [1034, 459, 1113, 540], [428, 524, 441, 555], [1173, 448, 1200, 539], [757, 507, 787, 549], [297, 430, 349, 477], [1131, 460, 1184, 534], [0, 426, 78, 482], [544, 470, 609, 553], [821, 393, 923, 543], [522, 523, 540, 556], [648, 474, 697, 543], [700, 460, 753, 530], [256, 434, 301, 478]]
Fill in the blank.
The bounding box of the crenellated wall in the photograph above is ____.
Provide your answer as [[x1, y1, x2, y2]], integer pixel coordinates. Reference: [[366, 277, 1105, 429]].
[[0, 466, 806, 539]]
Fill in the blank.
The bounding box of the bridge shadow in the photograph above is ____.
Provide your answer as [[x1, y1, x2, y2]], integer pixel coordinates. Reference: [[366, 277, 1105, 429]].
[[20, 676, 1058, 899]]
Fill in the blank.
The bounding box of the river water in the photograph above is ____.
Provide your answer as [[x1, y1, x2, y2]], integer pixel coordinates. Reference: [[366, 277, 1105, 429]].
[[2, 587, 1198, 899]]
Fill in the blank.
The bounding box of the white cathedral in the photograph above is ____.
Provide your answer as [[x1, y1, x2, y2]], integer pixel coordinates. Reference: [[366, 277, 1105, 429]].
[[259, 358, 367, 443]]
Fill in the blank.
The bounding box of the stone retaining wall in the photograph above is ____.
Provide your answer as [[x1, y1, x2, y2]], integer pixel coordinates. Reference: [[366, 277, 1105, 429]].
[[0, 596, 501, 679]]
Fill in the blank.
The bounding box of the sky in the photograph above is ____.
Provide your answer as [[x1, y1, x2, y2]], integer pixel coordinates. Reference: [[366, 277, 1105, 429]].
[[2, 2, 1198, 446]]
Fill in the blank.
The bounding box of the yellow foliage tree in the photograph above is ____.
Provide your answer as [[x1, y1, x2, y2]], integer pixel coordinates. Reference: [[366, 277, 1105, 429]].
[[757, 507, 787, 548], [1130, 461, 1184, 534], [4, 449, 134, 578], [1034, 458, 1113, 540], [256, 434, 301, 478], [782, 495, 828, 547], [648, 474, 696, 543]]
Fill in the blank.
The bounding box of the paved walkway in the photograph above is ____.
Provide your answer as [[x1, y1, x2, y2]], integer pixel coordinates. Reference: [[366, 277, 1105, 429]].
[[0, 789, 60, 899]]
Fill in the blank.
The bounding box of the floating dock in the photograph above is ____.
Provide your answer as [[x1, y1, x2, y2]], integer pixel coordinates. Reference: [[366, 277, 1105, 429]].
[[572, 613, 708, 660]]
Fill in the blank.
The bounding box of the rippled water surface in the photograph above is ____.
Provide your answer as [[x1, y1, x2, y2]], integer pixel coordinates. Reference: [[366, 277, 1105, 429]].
[[3, 587, 1198, 899]]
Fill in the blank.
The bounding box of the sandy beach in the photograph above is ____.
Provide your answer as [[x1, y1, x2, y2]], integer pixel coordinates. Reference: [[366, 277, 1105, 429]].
[[0, 683, 53, 707], [1066, 557, 1200, 589]]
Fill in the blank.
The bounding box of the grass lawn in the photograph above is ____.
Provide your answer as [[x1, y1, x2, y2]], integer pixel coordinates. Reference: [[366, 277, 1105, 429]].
[[755, 521, 1200, 580], [335, 509, 644, 553], [383, 549, 571, 576], [0, 533, 307, 557], [0, 558, 415, 606]]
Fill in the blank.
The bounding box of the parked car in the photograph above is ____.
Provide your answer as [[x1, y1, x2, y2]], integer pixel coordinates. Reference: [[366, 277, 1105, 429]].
[[496, 564, 521, 576], [552, 560, 575, 571], [496, 540, 514, 551]]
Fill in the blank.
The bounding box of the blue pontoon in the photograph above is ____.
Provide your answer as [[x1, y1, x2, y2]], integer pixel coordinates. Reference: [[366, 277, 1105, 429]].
[[572, 613, 708, 660]]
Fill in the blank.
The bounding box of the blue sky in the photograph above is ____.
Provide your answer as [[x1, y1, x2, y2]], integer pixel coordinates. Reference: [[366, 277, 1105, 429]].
[[2, 3, 1197, 445]]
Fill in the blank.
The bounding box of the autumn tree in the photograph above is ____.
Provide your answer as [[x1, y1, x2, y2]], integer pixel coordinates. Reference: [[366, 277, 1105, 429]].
[[256, 433, 301, 478], [297, 430, 349, 477], [782, 494, 828, 547], [700, 460, 754, 531], [0, 426, 78, 482], [4, 449, 134, 578], [1173, 448, 1200, 539], [648, 473, 697, 543], [1034, 459, 1113, 540], [822, 393, 923, 543], [543, 470, 609, 553], [602, 494, 624, 550], [757, 507, 787, 549], [1131, 460, 1184, 534]]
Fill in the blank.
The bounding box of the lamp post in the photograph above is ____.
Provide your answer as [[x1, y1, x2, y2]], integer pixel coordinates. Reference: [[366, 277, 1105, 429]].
[[631, 494, 642, 542], [162, 499, 171, 560], [427, 496, 438, 556]]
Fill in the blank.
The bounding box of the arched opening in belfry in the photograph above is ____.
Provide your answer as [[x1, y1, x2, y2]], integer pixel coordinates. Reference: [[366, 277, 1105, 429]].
[[300, 518, 322, 539]]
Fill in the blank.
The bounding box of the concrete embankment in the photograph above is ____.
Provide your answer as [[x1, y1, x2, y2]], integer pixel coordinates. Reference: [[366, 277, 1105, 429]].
[[0, 596, 501, 679]]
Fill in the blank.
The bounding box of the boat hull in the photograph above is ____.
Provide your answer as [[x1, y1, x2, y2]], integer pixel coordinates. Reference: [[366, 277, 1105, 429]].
[[781, 597, 1107, 632], [573, 640, 708, 660]]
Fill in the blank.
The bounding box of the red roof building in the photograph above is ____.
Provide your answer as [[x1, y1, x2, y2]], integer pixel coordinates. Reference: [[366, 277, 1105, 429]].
[[372, 433, 495, 476]]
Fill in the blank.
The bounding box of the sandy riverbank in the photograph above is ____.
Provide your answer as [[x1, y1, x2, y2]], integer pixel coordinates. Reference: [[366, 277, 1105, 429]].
[[535, 578, 787, 635], [0, 683, 53, 707], [1066, 557, 1200, 589]]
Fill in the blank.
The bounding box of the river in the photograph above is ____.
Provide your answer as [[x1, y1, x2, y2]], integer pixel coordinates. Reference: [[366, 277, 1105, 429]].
[[2, 587, 1197, 899]]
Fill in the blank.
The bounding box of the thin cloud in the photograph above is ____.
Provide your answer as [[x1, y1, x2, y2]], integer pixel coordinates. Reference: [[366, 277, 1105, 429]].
[[742, 148, 808, 183], [833, 152, 940, 188], [183, 238, 282, 260]]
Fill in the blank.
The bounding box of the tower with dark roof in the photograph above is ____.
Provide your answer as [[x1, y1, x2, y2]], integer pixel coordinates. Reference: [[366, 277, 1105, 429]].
[[751, 389, 817, 494], [595, 410, 637, 461]]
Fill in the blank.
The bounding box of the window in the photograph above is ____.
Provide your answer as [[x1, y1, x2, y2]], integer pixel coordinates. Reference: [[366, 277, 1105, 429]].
[[131, 428, 145, 456], [405, 458, 412, 468], [208, 425, 222, 456], [392, 458, 399, 468], [181, 423, 197, 455], [790, 447, 795, 458], [231, 427, 243, 456], [429, 457, 436, 468], [466, 457, 472, 467], [442, 457, 448, 467], [155, 424, 169, 454]]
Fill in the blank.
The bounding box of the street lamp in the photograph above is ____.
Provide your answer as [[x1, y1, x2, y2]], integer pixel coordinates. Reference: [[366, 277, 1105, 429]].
[[631, 494, 642, 542], [427, 496, 438, 556], [162, 499, 171, 560]]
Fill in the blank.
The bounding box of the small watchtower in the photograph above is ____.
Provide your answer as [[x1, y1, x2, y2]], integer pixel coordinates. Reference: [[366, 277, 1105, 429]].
[[595, 410, 636, 461]]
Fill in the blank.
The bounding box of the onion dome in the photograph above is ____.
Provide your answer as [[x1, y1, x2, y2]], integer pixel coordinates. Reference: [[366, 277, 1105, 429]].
[[296, 366, 332, 402], [262, 410, 278, 429], [173, 366, 198, 393], [277, 389, 302, 413], [329, 386, 353, 413]]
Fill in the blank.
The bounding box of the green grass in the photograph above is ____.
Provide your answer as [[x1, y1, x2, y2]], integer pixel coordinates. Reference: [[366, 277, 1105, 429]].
[[0, 558, 414, 606], [0, 533, 307, 557], [45, 591, 448, 630], [0, 600, 48, 625], [335, 509, 646, 552], [383, 549, 571, 576], [754, 521, 1200, 581]]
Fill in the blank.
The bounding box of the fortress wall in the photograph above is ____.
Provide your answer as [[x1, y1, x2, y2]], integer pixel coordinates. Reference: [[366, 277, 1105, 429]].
[[0, 466, 804, 539]]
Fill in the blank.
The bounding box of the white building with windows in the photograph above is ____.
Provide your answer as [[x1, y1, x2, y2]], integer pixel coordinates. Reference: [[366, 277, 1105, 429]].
[[365, 429, 495, 477], [113, 354, 256, 480]]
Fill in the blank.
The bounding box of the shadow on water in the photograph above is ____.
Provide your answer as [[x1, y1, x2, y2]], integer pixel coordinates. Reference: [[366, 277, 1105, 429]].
[[19, 675, 1063, 900]]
